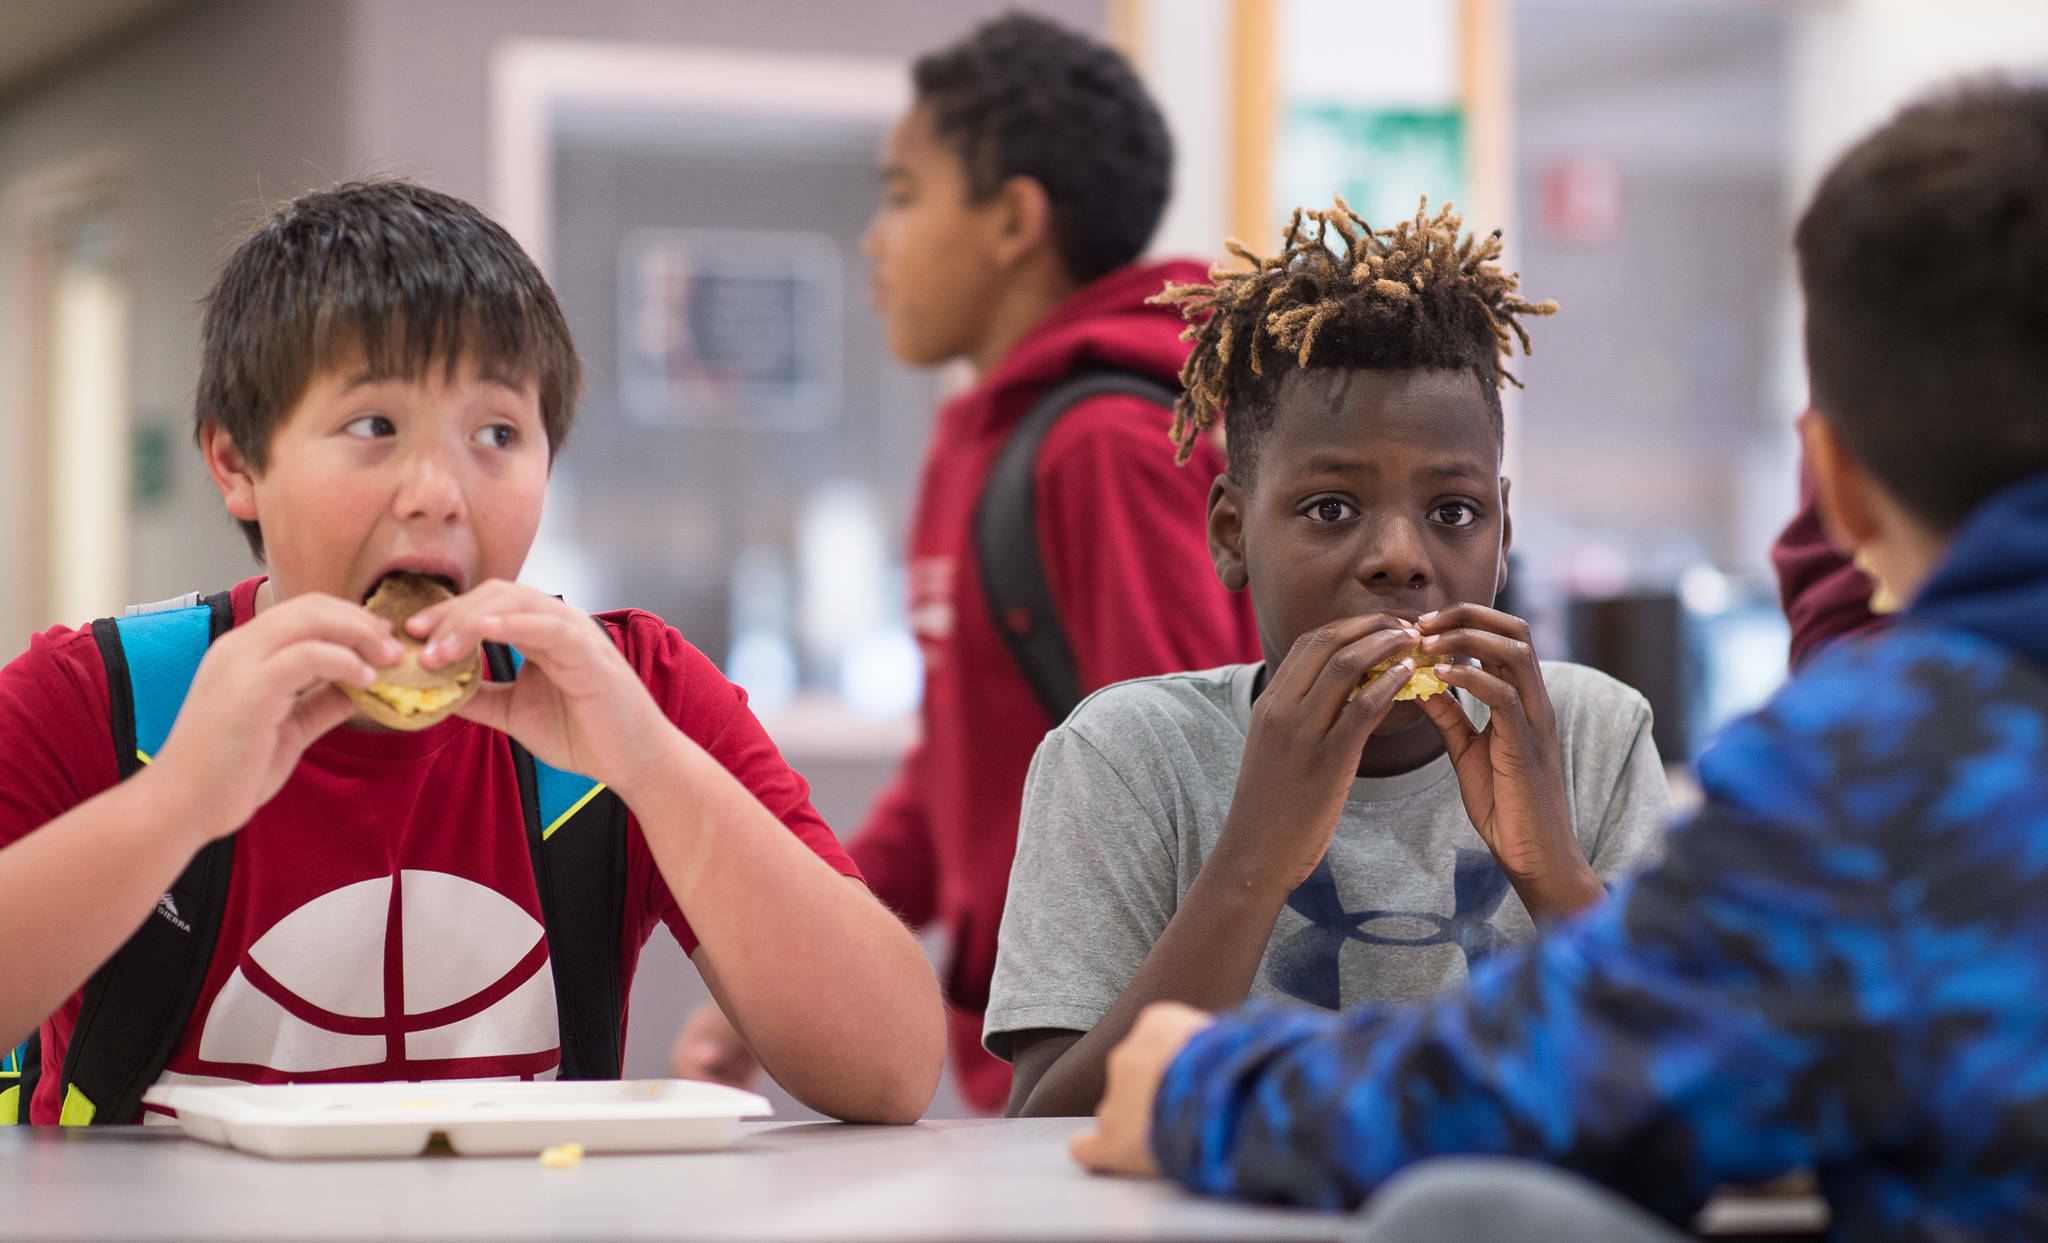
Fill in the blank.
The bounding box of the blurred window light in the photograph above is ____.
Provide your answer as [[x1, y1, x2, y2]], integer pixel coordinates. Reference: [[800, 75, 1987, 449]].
[[1693, 605, 1789, 752], [1678, 564, 1733, 616], [45, 199, 130, 628], [726, 629, 799, 715], [725, 542, 800, 714], [839, 626, 922, 721], [797, 480, 885, 665]]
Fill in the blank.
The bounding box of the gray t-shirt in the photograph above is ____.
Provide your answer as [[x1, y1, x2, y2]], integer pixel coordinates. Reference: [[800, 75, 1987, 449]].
[[984, 660, 1671, 1060]]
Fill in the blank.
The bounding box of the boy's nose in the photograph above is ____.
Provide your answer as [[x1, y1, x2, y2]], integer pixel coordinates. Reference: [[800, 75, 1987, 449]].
[[1355, 517, 1432, 593], [392, 448, 468, 525]]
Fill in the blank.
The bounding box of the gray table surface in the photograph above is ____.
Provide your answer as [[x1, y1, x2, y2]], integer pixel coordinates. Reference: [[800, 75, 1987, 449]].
[[0, 1117, 1354, 1242], [0, 1117, 1828, 1241]]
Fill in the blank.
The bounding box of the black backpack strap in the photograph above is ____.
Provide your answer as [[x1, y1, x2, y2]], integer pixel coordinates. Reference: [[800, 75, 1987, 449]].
[[974, 369, 1180, 723], [486, 642, 629, 1080], [47, 591, 235, 1125]]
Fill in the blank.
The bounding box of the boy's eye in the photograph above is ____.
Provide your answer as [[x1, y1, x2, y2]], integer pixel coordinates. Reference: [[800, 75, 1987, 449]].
[[473, 424, 517, 450], [343, 415, 395, 439], [1306, 497, 1357, 523], [1432, 501, 1478, 527]]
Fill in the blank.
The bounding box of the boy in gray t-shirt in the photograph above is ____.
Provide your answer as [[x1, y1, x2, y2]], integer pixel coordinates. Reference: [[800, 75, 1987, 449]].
[[987, 660, 1667, 1049], [984, 197, 1672, 1118]]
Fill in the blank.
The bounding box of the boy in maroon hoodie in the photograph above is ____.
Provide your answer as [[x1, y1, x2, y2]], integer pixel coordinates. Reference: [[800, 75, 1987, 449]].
[[671, 13, 1258, 1112]]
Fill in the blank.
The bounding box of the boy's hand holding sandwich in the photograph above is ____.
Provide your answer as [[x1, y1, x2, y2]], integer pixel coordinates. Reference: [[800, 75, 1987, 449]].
[[149, 592, 402, 846], [1216, 614, 1423, 895], [1415, 604, 1602, 920], [408, 578, 683, 801]]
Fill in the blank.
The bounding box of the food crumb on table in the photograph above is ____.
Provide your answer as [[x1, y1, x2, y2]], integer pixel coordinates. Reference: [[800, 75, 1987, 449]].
[[538, 1143, 585, 1169]]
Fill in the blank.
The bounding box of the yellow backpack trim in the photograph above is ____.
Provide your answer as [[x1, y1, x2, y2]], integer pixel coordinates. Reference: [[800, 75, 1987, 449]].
[[542, 783, 607, 841], [59, 1084, 96, 1126]]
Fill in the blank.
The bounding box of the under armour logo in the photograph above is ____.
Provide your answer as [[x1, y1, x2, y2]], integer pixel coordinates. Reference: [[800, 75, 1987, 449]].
[[1267, 850, 1511, 1009], [155, 894, 192, 933]]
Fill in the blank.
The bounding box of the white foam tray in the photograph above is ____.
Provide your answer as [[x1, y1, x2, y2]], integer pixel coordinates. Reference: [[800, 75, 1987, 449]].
[[142, 1078, 773, 1160]]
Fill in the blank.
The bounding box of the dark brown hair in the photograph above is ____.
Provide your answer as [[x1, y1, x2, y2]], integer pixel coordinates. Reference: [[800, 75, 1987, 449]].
[[1153, 197, 1555, 480], [1797, 78, 2048, 531], [195, 178, 581, 557]]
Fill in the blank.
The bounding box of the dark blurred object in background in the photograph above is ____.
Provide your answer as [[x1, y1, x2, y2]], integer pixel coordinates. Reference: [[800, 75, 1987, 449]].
[[1568, 591, 1698, 763]]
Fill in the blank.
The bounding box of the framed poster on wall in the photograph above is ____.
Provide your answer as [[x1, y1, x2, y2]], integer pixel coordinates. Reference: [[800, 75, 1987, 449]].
[[617, 228, 843, 430]]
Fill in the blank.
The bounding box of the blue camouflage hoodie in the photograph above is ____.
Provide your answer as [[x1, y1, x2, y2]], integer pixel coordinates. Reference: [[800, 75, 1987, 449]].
[[1152, 471, 2048, 1241]]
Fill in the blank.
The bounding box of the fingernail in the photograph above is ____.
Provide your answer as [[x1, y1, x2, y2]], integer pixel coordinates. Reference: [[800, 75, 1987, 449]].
[[358, 663, 378, 686], [1419, 611, 1437, 624]]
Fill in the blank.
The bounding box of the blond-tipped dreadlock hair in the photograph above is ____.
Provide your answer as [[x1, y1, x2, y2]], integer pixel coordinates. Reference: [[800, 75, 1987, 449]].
[[1151, 196, 1557, 474]]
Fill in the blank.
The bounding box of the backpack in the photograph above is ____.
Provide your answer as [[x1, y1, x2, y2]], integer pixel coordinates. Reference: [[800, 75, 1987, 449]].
[[974, 369, 1180, 725], [7, 590, 629, 1125]]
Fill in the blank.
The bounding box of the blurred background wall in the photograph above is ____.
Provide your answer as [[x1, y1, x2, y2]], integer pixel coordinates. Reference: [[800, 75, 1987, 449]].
[[3, 0, 2044, 1116]]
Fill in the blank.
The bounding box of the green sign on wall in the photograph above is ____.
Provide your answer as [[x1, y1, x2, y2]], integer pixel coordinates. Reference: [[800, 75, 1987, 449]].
[[1278, 105, 1467, 240]]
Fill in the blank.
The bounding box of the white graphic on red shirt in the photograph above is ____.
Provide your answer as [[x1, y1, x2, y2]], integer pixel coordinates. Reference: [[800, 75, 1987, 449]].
[[189, 870, 559, 1081], [908, 556, 956, 669]]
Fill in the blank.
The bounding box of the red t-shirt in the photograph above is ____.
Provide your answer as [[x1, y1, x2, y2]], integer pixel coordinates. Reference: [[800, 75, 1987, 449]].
[[0, 577, 856, 1123]]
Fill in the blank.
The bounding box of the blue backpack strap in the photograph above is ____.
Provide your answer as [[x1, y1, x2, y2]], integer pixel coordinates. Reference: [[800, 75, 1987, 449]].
[[31, 592, 238, 1126], [111, 597, 226, 766], [489, 642, 627, 1079]]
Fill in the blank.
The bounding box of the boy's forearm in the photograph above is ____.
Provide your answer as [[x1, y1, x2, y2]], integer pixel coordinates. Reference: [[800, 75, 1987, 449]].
[[0, 768, 218, 1046], [1017, 840, 1288, 1117], [621, 732, 944, 1123]]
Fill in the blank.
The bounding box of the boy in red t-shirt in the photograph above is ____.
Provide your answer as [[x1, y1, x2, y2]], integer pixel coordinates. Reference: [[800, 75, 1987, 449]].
[[0, 179, 943, 1126], [670, 14, 1260, 1113]]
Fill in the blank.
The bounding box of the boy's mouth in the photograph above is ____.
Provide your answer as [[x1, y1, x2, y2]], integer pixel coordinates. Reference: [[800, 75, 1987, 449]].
[[362, 572, 457, 604], [362, 558, 468, 602]]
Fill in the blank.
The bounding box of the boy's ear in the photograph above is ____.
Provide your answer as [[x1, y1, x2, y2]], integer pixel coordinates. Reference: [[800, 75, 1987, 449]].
[[1207, 474, 1249, 592], [1799, 409, 1878, 554], [989, 174, 1055, 272], [1496, 476, 1514, 597], [200, 421, 261, 523]]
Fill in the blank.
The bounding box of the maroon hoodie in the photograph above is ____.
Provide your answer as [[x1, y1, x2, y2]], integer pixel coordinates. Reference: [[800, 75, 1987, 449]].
[[1772, 450, 1887, 667], [850, 260, 1260, 1112]]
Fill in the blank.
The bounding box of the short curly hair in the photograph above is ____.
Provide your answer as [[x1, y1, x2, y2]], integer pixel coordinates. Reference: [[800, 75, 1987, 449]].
[[913, 12, 1171, 284], [1153, 197, 1556, 481]]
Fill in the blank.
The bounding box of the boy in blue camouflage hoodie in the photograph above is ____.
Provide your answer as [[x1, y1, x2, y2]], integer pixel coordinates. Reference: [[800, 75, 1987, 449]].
[[1071, 79, 2048, 1243]]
